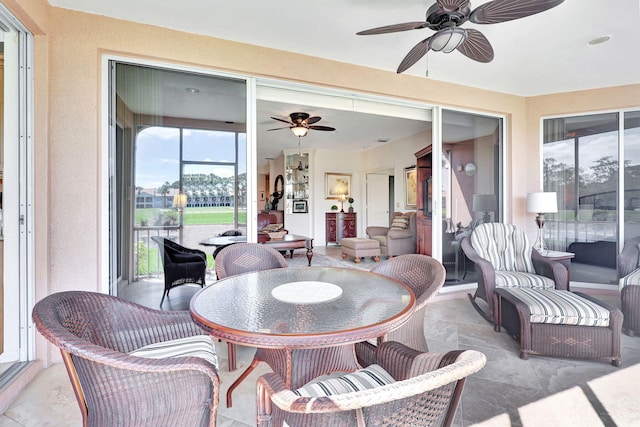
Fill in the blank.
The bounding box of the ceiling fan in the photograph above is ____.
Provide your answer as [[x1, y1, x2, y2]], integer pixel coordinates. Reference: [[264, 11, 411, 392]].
[[268, 112, 336, 138], [357, 0, 565, 73]]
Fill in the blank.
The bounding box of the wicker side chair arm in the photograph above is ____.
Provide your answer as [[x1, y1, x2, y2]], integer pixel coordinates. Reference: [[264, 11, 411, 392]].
[[618, 237, 640, 278], [531, 252, 569, 290], [259, 343, 486, 414]]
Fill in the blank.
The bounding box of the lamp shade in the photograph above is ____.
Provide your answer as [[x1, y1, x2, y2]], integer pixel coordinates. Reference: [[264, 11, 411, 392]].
[[339, 194, 347, 202], [472, 194, 497, 212], [526, 192, 557, 214], [173, 192, 188, 209]]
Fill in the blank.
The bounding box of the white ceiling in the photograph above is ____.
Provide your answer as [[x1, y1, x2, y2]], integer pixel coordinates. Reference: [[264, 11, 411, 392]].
[[59, 0, 639, 167], [48, 0, 640, 97]]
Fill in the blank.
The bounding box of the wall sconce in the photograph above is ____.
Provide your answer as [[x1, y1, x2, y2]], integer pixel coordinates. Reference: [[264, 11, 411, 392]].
[[526, 192, 558, 254]]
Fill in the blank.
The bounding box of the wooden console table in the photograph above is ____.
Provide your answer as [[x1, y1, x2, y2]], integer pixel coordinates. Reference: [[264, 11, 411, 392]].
[[325, 212, 356, 244]]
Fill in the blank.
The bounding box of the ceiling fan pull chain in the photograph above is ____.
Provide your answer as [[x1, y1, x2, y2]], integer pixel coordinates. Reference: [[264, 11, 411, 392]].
[[425, 54, 429, 78]]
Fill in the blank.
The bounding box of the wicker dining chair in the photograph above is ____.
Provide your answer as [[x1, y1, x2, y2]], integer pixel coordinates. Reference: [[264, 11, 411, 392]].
[[214, 243, 289, 374], [151, 236, 207, 307], [355, 254, 446, 367], [256, 341, 486, 427], [32, 291, 220, 427]]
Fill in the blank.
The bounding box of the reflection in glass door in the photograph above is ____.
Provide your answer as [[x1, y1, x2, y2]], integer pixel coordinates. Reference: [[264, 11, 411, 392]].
[[543, 113, 619, 285], [111, 62, 247, 296], [441, 110, 502, 286], [623, 111, 640, 244]]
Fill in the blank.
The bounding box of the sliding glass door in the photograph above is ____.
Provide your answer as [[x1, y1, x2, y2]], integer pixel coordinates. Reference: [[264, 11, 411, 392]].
[[543, 113, 621, 285], [110, 62, 247, 291]]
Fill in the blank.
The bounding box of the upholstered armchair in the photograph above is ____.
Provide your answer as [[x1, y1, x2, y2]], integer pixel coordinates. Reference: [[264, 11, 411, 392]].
[[256, 341, 486, 427], [366, 212, 417, 258], [151, 236, 207, 306], [32, 291, 220, 427], [618, 236, 640, 336], [461, 223, 569, 323]]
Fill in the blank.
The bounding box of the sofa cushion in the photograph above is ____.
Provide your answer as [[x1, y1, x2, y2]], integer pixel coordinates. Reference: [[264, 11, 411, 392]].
[[293, 364, 395, 397], [261, 223, 284, 232], [502, 288, 610, 327], [129, 335, 219, 369]]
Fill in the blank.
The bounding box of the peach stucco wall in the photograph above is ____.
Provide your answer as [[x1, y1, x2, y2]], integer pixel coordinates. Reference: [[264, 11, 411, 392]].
[[5, 2, 639, 365]]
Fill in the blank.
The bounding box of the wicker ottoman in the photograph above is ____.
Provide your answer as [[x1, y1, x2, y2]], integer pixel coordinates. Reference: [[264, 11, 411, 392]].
[[494, 288, 622, 366], [341, 238, 380, 264]]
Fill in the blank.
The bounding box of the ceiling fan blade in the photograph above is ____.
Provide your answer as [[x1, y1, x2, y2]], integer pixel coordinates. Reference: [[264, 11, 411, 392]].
[[306, 116, 321, 125], [455, 29, 494, 63], [309, 125, 336, 131], [267, 126, 290, 131], [397, 37, 431, 74], [271, 116, 294, 125], [357, 21, 429, 35], [436, 0, 471, 12], [470, 0, 565, 24]]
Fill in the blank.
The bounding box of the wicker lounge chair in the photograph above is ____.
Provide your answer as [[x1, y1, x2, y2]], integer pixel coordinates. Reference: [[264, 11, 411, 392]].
[[215, 243, 289, 374], [32, 291, 220, 427], [256, 341, 486, 427], [461, 222, 569, 323], [618, 236, 640, 336], [355, 254, 446, 367], [151, 236, 207, 307]]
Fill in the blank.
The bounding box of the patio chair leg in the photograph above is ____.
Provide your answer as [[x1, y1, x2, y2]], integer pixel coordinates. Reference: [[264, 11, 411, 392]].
[[468, 292, 493, 323]]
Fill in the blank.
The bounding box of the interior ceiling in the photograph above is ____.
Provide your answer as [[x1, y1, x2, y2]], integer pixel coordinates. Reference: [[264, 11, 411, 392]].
[[49, 0, 640, 97], [116, 66, 498, 167]]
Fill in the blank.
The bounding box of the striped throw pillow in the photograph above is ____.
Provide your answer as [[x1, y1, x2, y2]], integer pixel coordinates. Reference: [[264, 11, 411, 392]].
[[293, 364, 395, 397], [129, 335, 218, 369], [390, 216, 409, 230]]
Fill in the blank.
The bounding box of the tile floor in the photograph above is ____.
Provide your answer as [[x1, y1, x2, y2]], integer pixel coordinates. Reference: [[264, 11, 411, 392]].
[[3, 246, 640, 426]]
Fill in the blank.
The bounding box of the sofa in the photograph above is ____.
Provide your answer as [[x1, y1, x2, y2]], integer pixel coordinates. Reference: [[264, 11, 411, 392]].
[[366, 212, 416, 257]]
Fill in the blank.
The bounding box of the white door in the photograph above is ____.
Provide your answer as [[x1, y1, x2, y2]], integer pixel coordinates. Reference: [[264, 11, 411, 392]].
[[366, 174, 390, 228]]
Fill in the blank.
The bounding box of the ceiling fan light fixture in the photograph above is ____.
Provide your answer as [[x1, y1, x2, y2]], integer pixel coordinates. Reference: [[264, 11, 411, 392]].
[[430, 27, 466, 53], [290, 126, 308, 137]]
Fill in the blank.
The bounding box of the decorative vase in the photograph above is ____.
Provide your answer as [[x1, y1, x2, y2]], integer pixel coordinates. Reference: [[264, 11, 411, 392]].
[[348, 206, 354, 213]]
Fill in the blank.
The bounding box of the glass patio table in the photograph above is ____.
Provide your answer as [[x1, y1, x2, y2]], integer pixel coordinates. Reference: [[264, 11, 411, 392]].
[[190, 266, 415, 407]]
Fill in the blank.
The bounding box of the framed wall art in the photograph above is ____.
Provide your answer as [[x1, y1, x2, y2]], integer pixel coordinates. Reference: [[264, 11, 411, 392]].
[[325, 172, 351, 199], [404, 166, 417, 208]]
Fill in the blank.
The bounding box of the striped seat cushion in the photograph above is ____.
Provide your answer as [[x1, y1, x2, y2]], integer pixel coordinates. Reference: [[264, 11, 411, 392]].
[[495, 271, 555, 289], [502, 288, 610, 327], [129, 335, 218, 369], [619, 268, 640, 288], [293, 364, 395, 397]]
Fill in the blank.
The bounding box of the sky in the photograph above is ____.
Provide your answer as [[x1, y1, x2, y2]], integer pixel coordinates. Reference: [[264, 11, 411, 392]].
[[135, 127, 246, 189]]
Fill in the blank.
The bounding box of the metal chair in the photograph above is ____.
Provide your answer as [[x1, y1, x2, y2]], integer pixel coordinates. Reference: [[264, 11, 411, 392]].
[[355, 254, 446, 367], [151, 236, 207, 307], [214, 243, 288, 377], [257, 341, 486, 427], [32, 291, 219, 427]]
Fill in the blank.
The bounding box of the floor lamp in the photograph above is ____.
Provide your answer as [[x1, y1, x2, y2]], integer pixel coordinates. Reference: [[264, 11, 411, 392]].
[[526, 192, 558, 255]]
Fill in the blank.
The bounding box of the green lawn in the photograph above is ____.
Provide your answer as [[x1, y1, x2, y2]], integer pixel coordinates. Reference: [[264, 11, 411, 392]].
[[135, 207, 247, 226]]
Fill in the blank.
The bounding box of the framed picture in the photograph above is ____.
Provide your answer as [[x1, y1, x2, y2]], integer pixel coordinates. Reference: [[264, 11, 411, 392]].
[[325, 172, 351, 199], [405, 166, 417, 208], [292, 199, 308, 213]]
